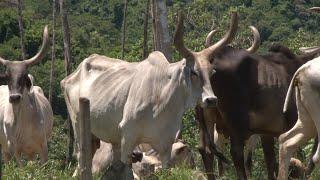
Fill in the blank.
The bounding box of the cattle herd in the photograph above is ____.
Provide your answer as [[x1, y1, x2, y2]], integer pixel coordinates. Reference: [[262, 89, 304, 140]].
[[0, 7, 320, 180]]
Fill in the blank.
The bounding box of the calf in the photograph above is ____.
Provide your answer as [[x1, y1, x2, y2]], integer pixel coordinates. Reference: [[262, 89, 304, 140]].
[[0, 26, 53, 164]]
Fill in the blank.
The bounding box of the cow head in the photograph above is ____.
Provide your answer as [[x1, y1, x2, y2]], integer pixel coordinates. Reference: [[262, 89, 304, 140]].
[[174, 12, 238, 108], [0, 26, 50, 104]]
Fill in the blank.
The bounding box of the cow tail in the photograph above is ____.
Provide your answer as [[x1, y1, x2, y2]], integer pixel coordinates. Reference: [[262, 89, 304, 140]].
[[283, 71, 298, 113]]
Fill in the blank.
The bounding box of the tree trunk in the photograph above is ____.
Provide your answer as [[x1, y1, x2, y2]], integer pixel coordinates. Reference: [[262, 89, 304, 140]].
[[151, 0, 172, 61], [49, 0, 57, 104], [59, 0, 74, 166], [17, 0, 26, 60], [121, 0, 128, 59], [59, 0, 72, 75], [142, 0, 150, 59]]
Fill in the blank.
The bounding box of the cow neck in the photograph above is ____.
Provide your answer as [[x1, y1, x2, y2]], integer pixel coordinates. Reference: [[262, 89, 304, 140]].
[[11, 88, 37, 125], [170, 59, 195, 109]]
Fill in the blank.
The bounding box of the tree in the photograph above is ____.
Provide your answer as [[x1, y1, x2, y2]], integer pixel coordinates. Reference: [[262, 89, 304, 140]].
[[151, 0, 172, 60], [121, 0, 128, 59], [143, 0, 150, 59], [49, 0, 57, 104], [17, 0, 26, 60], [59, 0, 74, 165]]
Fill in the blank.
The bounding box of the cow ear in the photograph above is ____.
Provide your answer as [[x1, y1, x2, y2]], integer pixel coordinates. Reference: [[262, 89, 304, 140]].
[[25, 75, 32, 91], [182, 65, 192, 86], [0, 73, 8, 85]]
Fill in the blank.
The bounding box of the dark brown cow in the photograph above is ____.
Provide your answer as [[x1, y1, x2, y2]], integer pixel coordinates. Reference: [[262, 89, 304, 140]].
[[197, 40, 320, 180], [196, 26, 261, 180]]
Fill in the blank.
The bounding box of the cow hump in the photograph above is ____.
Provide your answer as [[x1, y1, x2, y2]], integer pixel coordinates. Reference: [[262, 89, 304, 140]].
[[146, 51, 170, 67]]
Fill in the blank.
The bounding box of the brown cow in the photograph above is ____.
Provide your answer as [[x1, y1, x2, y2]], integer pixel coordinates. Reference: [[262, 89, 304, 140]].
[[197, 39, 320, 180], [197, 25, 261, 180]]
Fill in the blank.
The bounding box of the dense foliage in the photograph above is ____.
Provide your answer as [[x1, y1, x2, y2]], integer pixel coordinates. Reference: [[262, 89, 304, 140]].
[[0, 0, 320, 179], [1, 0, 320, 115]]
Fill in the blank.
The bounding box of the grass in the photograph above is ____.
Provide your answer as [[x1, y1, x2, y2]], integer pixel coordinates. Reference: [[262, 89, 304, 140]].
[[1, 113, 319, 179], [3, 115, 76, 179]]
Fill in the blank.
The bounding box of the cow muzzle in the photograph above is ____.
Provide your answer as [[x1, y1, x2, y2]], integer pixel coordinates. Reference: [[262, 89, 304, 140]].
[[9, 94, 22, 103], [202, 95, 218, 108]]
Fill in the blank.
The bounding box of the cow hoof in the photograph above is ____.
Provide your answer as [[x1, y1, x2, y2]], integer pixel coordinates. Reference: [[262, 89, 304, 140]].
[[102, 161, 133, 180]]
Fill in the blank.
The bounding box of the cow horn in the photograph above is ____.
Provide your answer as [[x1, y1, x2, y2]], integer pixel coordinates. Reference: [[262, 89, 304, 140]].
[[310, 7, 320, 13], [246, 26, 260, 53], [205, 29, 219, 48], [203, 12, 238, 57], [0, 57, 9, 66], [174, 11, 194, 65], [24, 25, 50, 66]]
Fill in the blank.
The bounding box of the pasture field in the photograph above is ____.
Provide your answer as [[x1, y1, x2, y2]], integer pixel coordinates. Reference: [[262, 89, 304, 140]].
[[2, 113, 319, 179]]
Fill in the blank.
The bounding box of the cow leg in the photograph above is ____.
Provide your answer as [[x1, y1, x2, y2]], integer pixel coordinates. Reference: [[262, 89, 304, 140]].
[[244, 150, 252, 177], [278, 120, 313, 180], [39, 142, 48, 164], [158, 144, 173, 169], [3, 150, 11, 163], [102, 144, 133, 180], [214, 125, 227, 177], [2, 143, 12, 163], [278, 85, 318, 180], [27, 152, 36, 161], [196, 106, 215, 180], [72, 120, 81, 177], [230, 137, 246, 180], [260, 135, 276, 180], [119, 134, 136, 180], [198, 126, 215, 180], [244, 135, 258, 177], [14, 147, 23, 167]]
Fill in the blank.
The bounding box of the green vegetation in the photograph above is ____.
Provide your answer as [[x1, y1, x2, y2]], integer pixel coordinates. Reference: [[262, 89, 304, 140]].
[[0, 0, 320, 179]]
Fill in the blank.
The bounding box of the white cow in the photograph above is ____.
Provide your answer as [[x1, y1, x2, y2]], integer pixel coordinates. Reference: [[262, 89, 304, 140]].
[[61, 12, 238, 177], [0, 26, 53, 164], [277, 7, 320, 180], [278, 56, 320, 179]]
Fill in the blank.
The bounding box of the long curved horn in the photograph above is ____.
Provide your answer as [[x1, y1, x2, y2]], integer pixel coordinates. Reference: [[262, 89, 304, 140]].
[[246, 26, 260, 53], [203, 12, 238, 57], [24, 25, 50, 66], [174, 12, 194, 64], [310, 7, 320, 13], [205, 29, 219, 48]]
